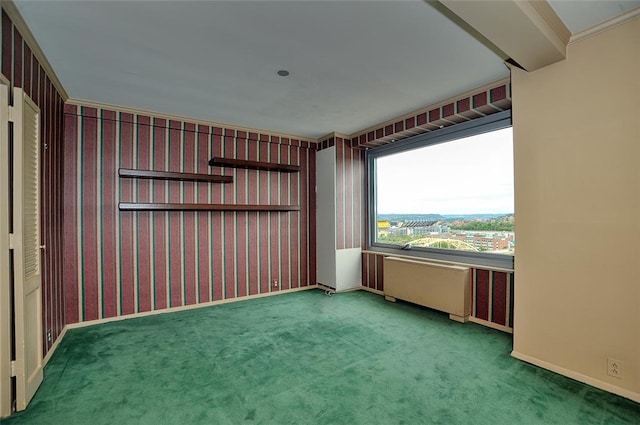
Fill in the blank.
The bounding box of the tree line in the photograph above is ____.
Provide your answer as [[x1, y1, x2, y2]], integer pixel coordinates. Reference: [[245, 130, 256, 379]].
[[450, 221, 514, 232]]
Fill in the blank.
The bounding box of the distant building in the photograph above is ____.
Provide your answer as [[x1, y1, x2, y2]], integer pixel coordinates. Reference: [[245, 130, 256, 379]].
[[401, 220, 437, 228], [398, 220, 444, 236], [378, 218, 514, 253]]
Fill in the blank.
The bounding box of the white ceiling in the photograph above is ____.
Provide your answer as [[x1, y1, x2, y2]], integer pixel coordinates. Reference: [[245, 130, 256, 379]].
[[548, 0, 640, 33], [13, 0, 640, 139]]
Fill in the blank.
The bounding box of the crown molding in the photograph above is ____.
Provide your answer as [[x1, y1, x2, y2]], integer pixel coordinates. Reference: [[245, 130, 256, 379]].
[[569, 7, 640, 45], [2, 1, 69, 100], [318, 131, 351, 142], [66, 97, 318, 143]]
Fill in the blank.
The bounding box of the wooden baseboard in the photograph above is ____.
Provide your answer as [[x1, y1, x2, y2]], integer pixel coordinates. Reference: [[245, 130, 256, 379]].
[[469, 316, 513, 333], [44, 286, 318, 374], [511, 350, 640, 403], [43, 326, 68, 366], [358, 286, 384, 296], [66, 285, 318, 330]]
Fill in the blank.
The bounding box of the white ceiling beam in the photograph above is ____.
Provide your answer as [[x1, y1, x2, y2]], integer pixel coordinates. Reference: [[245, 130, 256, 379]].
[[437, 0, 570, 71]]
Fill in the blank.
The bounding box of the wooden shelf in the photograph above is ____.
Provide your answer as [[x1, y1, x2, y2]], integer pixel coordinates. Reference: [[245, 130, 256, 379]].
[[208, 157, 300, 173], [119, 168, 232, 183], [119, 203, 300, 212]]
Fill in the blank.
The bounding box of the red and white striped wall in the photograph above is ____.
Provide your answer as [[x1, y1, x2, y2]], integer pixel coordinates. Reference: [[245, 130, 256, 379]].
[[361, 252, 384, 293], [63, 104, 316, 324], [350, 79, 511, 148], [471, 268, 514, 330], [2, 9, 66, 357], [361, 252, 514, 332]]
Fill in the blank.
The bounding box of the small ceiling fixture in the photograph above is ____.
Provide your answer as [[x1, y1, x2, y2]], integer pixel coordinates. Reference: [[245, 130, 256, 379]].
[[277, 70, 290, 77]]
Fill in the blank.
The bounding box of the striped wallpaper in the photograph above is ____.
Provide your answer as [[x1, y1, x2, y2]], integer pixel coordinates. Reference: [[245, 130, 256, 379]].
[[63, 104, 316, 323], [361, 252, 514, 331], [472, 268, 514, 328], [316, 135, 366, 250], [1, 9, 66, 356], [362, 252, 384, 292], [350, 80, 511, 148]]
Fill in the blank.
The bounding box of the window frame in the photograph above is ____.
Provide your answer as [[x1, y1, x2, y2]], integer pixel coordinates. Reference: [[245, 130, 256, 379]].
[[366, 109, 514, 270]]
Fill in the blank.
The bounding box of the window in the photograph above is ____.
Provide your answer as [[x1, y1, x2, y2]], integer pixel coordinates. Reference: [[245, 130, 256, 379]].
[[367, 110, 514, 269]]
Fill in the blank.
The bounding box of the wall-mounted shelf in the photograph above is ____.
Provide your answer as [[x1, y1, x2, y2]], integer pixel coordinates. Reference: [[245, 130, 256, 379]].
[[119, 203, 300, 212], [208, 157, 300, 173], [119, 168, 233, 183]]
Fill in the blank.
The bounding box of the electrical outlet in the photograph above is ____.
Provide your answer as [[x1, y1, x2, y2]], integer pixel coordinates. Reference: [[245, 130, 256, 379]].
[[607, 358, 623, 379], [272, 279, 278, 288], [46, 330, 52, 343]]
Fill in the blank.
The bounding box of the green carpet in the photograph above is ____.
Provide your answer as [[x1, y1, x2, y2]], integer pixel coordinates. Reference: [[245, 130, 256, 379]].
[[3, 290, 639, 424]]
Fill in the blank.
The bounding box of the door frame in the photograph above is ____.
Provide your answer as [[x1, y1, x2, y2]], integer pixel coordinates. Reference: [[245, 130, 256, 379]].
[[0, 80, 12, 417]]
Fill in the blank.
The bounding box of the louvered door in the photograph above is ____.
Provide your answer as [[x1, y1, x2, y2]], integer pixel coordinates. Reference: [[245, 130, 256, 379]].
[[11, 87, 43, 411]]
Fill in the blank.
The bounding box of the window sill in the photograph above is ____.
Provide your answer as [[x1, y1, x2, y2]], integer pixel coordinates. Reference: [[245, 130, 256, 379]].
[[362, 249, 514, 273]]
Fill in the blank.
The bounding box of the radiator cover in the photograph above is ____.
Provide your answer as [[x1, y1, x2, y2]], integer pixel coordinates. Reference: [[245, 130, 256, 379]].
[[383, 257, 471, 322]]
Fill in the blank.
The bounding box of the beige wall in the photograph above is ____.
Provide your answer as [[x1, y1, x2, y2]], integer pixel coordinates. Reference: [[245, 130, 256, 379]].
[[512, 17, 640, 400]]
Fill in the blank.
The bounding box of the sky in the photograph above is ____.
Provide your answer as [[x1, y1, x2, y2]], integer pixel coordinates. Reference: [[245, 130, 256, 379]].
[[376, 127, 514, 215]]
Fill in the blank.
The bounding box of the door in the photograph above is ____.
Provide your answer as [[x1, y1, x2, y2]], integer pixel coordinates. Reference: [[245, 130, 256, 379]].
[[11, 87, 43, 411]]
